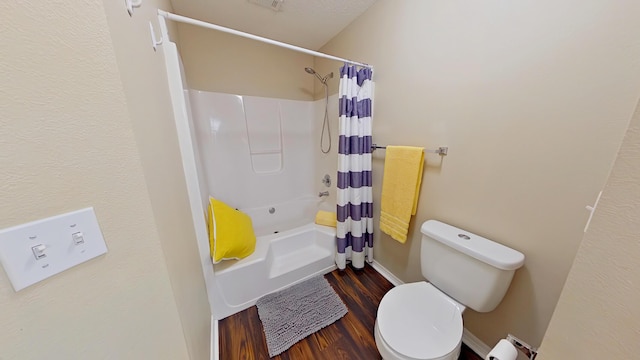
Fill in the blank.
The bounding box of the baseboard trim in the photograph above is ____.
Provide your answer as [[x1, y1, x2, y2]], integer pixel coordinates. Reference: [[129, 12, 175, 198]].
[[369, 261, 490, 359], [370, 260, 404, 286], [210, 315, 219, 360], [462, 328, 492, 359]]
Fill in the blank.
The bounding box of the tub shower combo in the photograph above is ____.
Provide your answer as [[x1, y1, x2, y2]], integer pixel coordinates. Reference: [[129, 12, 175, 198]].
[[188, 90, 339, 318], [153, 8, 374, 323]]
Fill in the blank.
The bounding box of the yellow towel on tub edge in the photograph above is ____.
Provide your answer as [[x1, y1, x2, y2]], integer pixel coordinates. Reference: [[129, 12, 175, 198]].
[[315, 210, 337, 227], [379, 146, 424, 243]]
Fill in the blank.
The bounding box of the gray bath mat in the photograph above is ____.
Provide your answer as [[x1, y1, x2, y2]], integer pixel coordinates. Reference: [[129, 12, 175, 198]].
[[256, 275, 348, 357]]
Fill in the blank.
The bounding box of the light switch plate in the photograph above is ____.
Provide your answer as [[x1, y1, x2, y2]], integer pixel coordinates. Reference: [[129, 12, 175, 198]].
[[0, 207, 108, 291]]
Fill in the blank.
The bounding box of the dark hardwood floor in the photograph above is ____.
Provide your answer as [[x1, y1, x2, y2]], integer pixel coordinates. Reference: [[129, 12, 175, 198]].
[[219, 264, 483, 360]]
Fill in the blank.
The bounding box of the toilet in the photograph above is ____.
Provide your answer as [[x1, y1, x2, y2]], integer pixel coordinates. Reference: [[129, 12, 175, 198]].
[[374, 220, 525, 360]]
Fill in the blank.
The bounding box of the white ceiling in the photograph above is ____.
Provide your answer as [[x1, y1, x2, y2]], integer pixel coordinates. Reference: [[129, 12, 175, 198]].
[[169, 0, 378, 50]]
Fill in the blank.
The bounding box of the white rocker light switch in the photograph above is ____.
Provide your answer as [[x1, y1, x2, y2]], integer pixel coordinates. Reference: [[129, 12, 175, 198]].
[[0, 207, 108, 291]]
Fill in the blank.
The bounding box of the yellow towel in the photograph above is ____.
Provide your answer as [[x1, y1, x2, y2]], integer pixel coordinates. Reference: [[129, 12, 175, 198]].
[[315, 210, 337, 228], [379, 146, 424, 243]]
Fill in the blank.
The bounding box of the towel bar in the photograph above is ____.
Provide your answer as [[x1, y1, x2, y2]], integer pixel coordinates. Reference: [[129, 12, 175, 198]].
[[371, 144, 448, 156]]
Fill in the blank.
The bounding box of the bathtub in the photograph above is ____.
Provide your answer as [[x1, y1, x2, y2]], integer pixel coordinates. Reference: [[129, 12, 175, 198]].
[[213, 198, 337, 319]]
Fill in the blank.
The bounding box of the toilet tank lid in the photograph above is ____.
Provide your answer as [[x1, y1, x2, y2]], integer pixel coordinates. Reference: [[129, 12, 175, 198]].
[[421, 220, 525, 270]]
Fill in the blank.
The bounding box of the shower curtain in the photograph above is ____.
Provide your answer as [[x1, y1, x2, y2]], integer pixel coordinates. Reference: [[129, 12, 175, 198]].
[[336, 64, 374, 270]]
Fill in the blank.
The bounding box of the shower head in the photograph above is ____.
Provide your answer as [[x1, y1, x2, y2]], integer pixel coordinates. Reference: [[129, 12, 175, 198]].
[[304, 67, 333, 84]]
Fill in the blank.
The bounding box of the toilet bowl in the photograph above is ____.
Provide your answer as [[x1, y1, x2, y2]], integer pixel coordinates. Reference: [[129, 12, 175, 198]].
[[374, 282, 464, 360], [374, 220, 525, 360]]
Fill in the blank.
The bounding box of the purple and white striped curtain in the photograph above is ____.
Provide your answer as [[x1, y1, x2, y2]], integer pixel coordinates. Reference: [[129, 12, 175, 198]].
[[336, 64, 374, 271]]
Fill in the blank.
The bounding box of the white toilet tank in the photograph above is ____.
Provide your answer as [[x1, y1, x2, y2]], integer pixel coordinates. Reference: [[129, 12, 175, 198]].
[[420, 220, 525, 312]]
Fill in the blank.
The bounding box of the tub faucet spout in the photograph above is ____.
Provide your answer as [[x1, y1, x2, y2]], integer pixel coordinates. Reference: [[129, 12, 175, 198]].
[[318, 191, 329, 197]]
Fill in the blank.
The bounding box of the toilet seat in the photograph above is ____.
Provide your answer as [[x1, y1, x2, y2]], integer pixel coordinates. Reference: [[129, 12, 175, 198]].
[[376, 282, 463, 360]]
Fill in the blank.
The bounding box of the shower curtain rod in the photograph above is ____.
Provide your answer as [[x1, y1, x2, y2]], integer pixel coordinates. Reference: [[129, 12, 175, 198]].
[[157, 10, 373, 70]]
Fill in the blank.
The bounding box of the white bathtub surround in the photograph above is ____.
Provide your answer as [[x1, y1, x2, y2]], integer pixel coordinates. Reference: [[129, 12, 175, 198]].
[[188, 90, 316, 210], [243, 196, 321, 236], [214, 223, 336, 319], [187, 89, 340, 320], [209, 199, 337, 320]]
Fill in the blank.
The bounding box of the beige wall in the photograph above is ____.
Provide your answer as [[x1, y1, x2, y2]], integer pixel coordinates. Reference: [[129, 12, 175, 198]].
[[0, 1, 191, 359], [176, 23, 316, 100], [101, 1, 212, 359], [318, 0, 640, 349], [538, 98, 640, 358]]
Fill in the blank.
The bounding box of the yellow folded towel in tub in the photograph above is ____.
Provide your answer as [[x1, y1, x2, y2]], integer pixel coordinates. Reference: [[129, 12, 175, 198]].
[[315, 210, 337, 228], [379, 146, 424, 243]]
